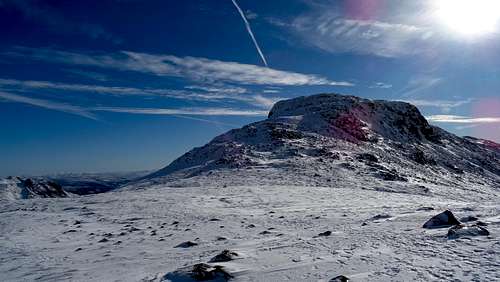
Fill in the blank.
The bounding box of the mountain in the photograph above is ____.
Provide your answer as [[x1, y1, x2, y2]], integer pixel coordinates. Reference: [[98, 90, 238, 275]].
[[0, 171, 150, 201], [47, 171, 150, 195], [3, 93, 499, 282], [138, 93, 499, 198], [0, 177, 68, 201]]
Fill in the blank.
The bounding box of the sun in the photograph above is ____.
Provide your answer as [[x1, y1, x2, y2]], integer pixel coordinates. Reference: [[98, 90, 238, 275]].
[[435, 0, 500, 36]]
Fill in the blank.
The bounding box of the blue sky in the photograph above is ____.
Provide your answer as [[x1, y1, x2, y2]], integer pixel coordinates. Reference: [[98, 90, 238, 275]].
[[1, 0, 499, 176]]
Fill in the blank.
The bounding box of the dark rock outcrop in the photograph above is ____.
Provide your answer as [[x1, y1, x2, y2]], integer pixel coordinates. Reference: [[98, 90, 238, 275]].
[[175, 241, 198, 248], [423, 210, 461, 229], [164, 263, 232, 281], [209, 250, 239, 263], [330, 275, 349, 282], [447, 224, 490, 239]]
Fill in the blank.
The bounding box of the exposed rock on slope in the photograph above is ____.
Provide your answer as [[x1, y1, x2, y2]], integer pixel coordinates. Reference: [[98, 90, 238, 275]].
[[422, 210, 461, 229], [140, 94, 500, 197], [0, 177, 68, 200]]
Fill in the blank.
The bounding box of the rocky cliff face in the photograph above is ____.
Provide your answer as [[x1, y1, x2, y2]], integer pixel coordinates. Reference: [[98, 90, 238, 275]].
[[140, 94, 499, 198]]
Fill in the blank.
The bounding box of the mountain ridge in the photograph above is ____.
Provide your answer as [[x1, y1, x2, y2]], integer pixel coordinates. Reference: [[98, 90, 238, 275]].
[[135, 93, 499, 199]]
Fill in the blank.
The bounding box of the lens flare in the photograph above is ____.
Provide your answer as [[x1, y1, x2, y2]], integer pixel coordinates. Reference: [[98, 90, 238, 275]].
[[435, 0, 500, 36]]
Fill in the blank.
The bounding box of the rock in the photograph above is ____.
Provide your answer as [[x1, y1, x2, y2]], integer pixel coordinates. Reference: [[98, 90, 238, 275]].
[[356, 153, 378, 163], [330, 275, 349, 282], [476, 221, 488, 226], [411, 149, 436, 165], [371, 214, 392, 220], [460, 215, 478, 222], [127, 227, 141, 232], [97, 238, 109, 243], [6, 177, 70, 199], [175, 241, 198, 248], [447, 225, 490, 239], [316, 231, 332, 237], [63, 229, 77, 234], [378, 170, 407, 182], [209, 250, 239, 262], [416, 207, 434, 211], [164, 263, 232, 281], [423, 210, 461, 229]]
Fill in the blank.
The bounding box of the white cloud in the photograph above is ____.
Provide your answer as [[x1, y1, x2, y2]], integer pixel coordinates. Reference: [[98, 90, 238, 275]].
[[0, 90, 269, 121], [93, 106, 268, 116], [369, 82, 392, 89], [247, 95, 282, 109], [184, 85, 247, 94], [400, 76, 442, 98], [0, 78, 162, 96], [262, 89, 280, 93], [6, 47, 352, 87], [401, 98, 472, 113], [0, 78, 282, 109], [426, 115, 500, 124], [245, 9, 258, 20], [0, 91, 96, 120], [290, 14, 435, 58]]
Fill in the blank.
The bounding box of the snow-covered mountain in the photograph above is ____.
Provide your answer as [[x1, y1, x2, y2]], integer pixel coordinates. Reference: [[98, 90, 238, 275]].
[[0, 177, 68, 201], [2, 93, 499, 282], [139, 93, 499, 198]]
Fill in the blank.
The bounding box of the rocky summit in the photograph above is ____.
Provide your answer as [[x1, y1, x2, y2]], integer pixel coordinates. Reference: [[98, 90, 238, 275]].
[[138, 93, 499, 200]]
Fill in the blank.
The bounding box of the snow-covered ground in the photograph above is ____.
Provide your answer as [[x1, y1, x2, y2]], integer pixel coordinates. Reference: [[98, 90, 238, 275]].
[[1, 182, 498, 281]]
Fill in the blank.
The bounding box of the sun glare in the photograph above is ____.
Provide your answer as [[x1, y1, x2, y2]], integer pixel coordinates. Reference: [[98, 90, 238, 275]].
[[435, 0, 500, 36]]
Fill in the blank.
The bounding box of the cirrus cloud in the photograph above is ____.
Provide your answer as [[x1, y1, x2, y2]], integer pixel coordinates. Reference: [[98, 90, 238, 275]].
[[426, 115, 500, 124], [5, 47, 353, 87]]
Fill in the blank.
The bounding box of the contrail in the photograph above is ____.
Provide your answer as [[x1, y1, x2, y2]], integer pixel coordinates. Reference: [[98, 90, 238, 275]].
[[231, 0, 268, 67]]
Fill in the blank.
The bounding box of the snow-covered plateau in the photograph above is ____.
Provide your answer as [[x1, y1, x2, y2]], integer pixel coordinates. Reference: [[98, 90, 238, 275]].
[[1, 93, 499, 281]]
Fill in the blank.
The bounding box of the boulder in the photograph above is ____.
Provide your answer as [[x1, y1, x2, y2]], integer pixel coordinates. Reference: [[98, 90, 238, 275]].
[[316, 231, 332, 237], [209, 250, 239, 263], [356, 153, 378, 163], [422, 210, 461, 229], [330, 275, 349, 282], [175, 241, 199, 248], [371, 214, 392, 220], [447, 225, 490, 239], [460, 215, 478, 222], [164, 263, 232, 281]]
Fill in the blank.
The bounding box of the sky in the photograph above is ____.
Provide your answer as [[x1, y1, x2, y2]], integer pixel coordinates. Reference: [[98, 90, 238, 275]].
[[1, 0, 499, 177]]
